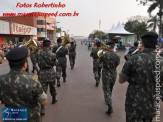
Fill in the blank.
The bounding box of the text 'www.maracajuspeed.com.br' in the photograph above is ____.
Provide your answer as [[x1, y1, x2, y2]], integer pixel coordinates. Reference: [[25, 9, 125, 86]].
[[2, 11, 79, 17]]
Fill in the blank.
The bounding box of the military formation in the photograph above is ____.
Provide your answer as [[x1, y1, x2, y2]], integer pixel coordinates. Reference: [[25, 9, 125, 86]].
[[0, 31, 163, 122]]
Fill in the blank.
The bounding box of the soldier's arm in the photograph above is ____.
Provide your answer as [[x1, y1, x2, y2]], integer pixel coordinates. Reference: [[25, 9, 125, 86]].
[[97, 54, 104, 64], [32, 80, 48, 105], [119, 58, 133, 84], [90, 51, 93, 57], [52, 46, 57, 53], [52, 53, 58, 66]]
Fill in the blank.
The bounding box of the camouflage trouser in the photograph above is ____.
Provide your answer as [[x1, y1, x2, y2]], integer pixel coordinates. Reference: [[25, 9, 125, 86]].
[[31, 60, 39, 73], [102, 70, 116, 105], [41, 82, 56, 96], [93, 66, 102, 80], [25, 61, 29, 74], [56, 65, 67, 79], [126, 116, 152, 122], [69, 55, 76, 67]]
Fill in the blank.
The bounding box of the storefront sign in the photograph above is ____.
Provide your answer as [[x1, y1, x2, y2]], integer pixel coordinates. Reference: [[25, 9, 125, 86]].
[[0, 20, 10, 34], [11, 23, 37, 35]]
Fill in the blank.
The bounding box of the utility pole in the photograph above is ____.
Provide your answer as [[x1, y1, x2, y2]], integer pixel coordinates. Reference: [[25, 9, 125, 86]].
[[99, 20, 101, 31]]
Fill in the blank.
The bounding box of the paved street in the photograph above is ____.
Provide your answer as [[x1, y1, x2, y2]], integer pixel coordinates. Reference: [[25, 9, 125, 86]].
[[0, 42, 163, 122]]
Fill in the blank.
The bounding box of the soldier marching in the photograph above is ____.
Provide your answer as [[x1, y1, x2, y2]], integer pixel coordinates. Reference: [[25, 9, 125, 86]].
[[0, 31, 163, 122]]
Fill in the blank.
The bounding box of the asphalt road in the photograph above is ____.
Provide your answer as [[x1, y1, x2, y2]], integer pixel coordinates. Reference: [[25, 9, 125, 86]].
[[0, 42, 163, 122]]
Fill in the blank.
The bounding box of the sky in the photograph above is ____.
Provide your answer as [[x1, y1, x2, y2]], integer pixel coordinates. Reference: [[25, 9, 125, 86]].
[[0, 0, 150, 37]]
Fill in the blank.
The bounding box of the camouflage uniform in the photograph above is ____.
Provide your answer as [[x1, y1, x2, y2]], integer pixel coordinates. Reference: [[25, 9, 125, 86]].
[[98, 51, 120, 105], [0, 70, 47, 122], [90, 47, 102, 81], [69, 44, 76, 68], [127, 47, 141, 57], [52, 45, 68, 80], [125, 47, 141, 61], [30, 53, 39, 73], [119, 48, 163, 122], [34, 48, 57, 96]]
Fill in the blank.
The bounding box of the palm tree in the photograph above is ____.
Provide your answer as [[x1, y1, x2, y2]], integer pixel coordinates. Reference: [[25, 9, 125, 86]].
[[147, 0, 163, 36], [147, 15, 159, 31]]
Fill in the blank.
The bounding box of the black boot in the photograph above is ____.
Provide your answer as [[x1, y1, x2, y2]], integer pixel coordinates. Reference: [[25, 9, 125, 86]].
[[41, 105, 45, 115], [57, 79, 61, 87], [63, 77, 66, 82], [106, 104, 113, 115], [71, 66, 74, 70], [52, 95, 57, 104], [95, 78, 99, 87]]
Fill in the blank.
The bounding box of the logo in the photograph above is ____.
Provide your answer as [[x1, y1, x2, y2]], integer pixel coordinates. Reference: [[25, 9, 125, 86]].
[[10, 23, 32, 35], [2, 108, 28, 121]]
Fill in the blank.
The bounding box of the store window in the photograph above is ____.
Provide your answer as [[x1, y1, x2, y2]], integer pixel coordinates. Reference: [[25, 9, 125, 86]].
[[37, 20, 45, 25]]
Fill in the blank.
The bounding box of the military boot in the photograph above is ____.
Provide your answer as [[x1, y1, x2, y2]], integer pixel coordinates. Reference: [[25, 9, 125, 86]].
[[71, 65, 74, 70], [41, 105, 45, 115], [32, 69, 34, 73], [106, 104, 113, 115], [52, 95, 57, 104], [63, 77, 66, 82], [57, 79, 61, 87], [95, 78, 99, 87]]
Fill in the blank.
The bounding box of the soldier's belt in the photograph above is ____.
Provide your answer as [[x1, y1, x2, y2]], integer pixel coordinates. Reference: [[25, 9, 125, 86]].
[[40, 67, 53, 70]]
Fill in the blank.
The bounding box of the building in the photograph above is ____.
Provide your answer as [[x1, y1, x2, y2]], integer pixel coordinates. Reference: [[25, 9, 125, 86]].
[[0, 20, 37, 48], [0, 12, 57, 42]]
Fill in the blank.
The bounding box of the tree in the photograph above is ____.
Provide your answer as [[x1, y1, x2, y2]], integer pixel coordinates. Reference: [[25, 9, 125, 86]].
[[147, 15, 159, 31], [136, 0, 163, 36], [147, 0, 163, 36], [56, 28, 62, 33], [125, 20, 148, 38], [88, 30, 105, 40]]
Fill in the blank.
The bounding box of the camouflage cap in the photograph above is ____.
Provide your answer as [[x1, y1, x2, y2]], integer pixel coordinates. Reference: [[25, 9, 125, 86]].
[[6, 47, 28, 61]]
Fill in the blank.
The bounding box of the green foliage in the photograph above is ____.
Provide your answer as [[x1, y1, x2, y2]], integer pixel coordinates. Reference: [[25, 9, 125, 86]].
[[125, 20, 148, 37], [147, 15, 159, 31], [56, 28, 62, 33], [88, 30, 107, 39], [137, 0, 163, 35]]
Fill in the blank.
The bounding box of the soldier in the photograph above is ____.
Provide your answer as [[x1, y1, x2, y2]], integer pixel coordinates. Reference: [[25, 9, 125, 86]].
[[119, 32, 163, 122], [124, 41, 141, 60], [16, 37, 30, 75], [98, 41, 120, 115], [34, 39, 58, 115], [69, 39, 77, 70], [30, 51, 39, 74], [52, 37, 68, 87], [0, 47, 47, 122], [90, 42, 102, 86]]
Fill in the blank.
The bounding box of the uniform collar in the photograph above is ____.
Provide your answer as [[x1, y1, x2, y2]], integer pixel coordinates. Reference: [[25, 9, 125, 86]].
[[10, 69, 27, 75], [142, 48, 155, 53]]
